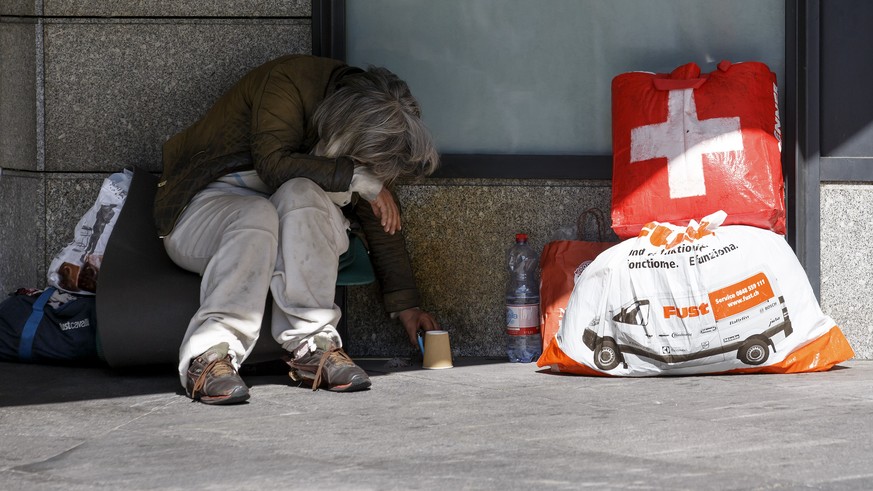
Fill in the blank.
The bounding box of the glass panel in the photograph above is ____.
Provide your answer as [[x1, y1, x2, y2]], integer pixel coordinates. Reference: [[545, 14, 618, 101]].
[[347, 0, 785, 155]]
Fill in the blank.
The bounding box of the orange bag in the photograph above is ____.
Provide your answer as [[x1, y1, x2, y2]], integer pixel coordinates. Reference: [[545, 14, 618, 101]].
[[540, 209, 616, 352], [611, 61, 785, 239]]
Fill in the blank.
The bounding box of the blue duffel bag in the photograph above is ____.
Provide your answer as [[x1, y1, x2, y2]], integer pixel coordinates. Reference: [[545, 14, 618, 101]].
[[0, 287, 98, 364]]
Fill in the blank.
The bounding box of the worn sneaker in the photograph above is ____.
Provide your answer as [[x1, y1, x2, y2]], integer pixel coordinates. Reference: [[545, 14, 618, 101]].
[[286, 346, 371, 392], [185, 343, 250, 405]]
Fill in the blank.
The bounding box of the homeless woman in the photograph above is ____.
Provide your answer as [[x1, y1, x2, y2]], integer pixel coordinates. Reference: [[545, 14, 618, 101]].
[[153, 55, 441, 404]]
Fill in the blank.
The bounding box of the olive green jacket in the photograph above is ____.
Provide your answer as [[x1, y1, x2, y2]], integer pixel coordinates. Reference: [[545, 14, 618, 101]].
[[155, 54, 421, 313]]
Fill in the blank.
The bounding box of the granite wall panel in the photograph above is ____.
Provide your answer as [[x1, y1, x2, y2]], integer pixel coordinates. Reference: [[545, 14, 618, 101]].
[[0, 18, 39, 171], [346, 179, 616, 357], [0, 1, 38, 16], [44, 1, 309, 17], [0, 171, 45, 294], [820, 184, 873, 360], [43, 19, 310, 173]]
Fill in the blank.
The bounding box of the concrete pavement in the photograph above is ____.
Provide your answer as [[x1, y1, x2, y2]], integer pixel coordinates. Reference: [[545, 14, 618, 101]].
[[1, 358, 872, 490]]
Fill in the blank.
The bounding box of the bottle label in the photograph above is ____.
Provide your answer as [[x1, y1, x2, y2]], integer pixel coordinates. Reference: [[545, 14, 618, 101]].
[[506, 304, 540, 336]]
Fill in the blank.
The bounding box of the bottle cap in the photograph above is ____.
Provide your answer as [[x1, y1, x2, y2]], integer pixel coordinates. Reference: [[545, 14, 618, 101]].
[[516, 233, 528, 242]]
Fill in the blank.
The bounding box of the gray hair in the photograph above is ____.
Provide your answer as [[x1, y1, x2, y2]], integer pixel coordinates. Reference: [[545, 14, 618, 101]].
[[312, 66, 440, 183]]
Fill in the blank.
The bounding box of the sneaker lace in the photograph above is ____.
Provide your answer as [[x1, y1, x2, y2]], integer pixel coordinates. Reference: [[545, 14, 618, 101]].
[[311, 347, 353, 391], [191, 357, 235, 398]]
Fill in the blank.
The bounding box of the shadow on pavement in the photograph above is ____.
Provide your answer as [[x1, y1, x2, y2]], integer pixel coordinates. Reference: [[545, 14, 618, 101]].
[[0, 357, 513, 407], [0, 361, 179, 408]]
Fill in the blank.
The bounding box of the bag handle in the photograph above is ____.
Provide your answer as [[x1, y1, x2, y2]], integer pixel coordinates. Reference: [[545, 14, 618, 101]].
[[651, 61, 712, 91], [18, 287, 56, 362], [651, 61, 733, 91], [652, 77, 706, 91], [576, 208, 610, 242]]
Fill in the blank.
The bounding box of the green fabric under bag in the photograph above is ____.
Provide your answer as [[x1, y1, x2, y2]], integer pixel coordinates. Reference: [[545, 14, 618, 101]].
[[337, 233, 376, 286]]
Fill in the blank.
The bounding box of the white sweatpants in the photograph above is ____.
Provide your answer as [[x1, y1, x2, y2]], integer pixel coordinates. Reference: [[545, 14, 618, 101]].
[[165, 178, 351, 387]]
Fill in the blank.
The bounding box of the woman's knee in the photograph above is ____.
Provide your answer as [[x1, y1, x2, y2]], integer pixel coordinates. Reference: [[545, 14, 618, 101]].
[[272, 178, 332, 211], [227, 196, 279, 237]]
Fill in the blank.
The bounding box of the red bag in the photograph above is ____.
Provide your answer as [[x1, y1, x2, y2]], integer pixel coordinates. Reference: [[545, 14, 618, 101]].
[[611, 60, 785, 239], [540, 209, 616, 352]]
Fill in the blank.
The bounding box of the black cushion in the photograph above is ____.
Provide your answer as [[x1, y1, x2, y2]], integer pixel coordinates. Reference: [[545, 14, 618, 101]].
[[97, 167, 286, 367]]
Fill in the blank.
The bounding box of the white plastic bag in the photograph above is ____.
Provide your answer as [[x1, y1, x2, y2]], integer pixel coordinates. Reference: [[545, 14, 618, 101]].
[[48, 170, 132, 294], [539, 211, 854, 376]]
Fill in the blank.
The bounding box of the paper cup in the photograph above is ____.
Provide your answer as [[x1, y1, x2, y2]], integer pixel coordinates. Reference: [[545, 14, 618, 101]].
[[422, 330, 453, 369]]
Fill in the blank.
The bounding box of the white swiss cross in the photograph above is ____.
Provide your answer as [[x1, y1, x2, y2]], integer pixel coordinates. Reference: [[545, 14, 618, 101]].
[[630, 89, 744, 199]]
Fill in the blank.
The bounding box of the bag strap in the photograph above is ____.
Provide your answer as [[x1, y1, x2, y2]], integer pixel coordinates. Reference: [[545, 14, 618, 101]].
[[652, 62, 708, 91], [18, 287, 56, 362], [576, 208, 609, 242]]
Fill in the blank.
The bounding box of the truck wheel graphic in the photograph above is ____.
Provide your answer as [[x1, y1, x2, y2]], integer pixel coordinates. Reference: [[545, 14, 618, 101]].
[[738, 338, 770, 365], [594, 338, 621, 371]]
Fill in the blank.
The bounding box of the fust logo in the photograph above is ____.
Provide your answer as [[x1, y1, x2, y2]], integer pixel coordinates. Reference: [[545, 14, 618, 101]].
[[663, 303, 710, 319]]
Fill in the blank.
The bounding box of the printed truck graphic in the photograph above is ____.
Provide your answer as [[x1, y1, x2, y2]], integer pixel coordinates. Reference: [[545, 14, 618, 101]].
[[582, 271, 793, 371]]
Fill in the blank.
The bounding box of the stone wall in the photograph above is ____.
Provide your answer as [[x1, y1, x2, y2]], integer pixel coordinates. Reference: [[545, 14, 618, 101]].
[[0, 2, 311, 290], [820, 185, 873, 360], [1, 2, 868, 360], [349, 178, 615, 357]]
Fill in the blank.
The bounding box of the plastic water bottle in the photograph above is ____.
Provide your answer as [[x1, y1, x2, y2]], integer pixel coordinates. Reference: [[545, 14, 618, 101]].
[[505, 233, 542, 363]]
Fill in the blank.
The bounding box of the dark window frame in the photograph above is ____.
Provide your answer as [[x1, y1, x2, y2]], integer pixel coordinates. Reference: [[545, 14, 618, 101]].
[[785, 0, 819, 297], [313, 0, 833, 297]]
